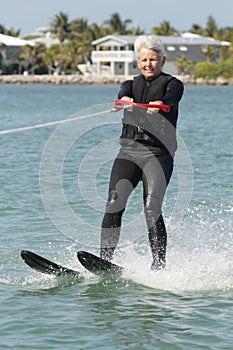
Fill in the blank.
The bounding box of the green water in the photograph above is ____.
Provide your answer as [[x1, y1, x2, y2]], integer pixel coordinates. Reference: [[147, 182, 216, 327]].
[[0, 84, 232, 349]]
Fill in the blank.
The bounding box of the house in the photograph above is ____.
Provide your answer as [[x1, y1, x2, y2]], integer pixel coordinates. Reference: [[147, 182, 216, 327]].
[[91, 33, 230, 76], [27, 28, 62, 48], [0, 33, 34, 63]]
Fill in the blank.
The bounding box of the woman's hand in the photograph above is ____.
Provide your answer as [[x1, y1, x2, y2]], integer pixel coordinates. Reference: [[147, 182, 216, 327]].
[[121, 96, 134, 112], [121, 96, 134, 102], [147, 100, 163, 114]]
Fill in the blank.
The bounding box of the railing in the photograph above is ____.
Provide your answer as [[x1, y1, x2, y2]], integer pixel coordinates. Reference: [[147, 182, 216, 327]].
[[92, 50, 136, 63]]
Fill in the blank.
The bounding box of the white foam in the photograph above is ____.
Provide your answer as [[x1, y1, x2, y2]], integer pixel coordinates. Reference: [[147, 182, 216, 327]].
[[116, 207, 233, 293]]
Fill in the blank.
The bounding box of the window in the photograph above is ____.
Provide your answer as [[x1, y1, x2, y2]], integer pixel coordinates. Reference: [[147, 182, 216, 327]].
[[167, 46, 176, 51], [179, 46, 188, 52]]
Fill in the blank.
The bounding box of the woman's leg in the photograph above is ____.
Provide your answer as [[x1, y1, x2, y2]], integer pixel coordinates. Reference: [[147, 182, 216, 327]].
[[142, 153, 174, 269], [148, 214, 167, 270], [100, 155, 141, 260]]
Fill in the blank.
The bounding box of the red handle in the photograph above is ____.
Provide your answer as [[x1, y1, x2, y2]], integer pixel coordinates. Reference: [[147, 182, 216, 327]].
[[114, 99, 170, 113]]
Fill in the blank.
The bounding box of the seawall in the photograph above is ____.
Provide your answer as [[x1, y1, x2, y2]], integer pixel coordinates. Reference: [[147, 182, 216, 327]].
[[0, 74, 233, 85]]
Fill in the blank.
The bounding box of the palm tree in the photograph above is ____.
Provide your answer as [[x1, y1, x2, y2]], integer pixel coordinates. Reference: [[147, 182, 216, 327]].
[[0, 23, 6, 34], [68, 19, 98, 64], [103, 12, 132, 34], [50, 11, 70, 43], [43, 45, 60, 74], [6, 27, 21, 37], [0, 47, 5, 72], [127, 22, 145, 36], [0, 23, 21, 36], [43, 44, 72, 74], [205, 15, 219, 39], [218, 26, 233, 43], [201, 45, 216, 62], [152, 20, 177, 36], [20, 43, 46, 74], [68, 18, 89, 41], [175, 55, 193, 74], [88, 22, 105, 41], [55, 47, 71, 73], [65, 40, 87, 73], [189, 23, 205, 36]]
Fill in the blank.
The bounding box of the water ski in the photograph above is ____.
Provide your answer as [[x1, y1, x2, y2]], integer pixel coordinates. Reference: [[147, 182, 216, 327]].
[[21, 250, 81, 278], [77, 250, 124, 277]]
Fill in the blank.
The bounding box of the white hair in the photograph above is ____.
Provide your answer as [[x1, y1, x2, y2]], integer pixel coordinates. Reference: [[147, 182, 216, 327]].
[[134, 35, 165, 58]]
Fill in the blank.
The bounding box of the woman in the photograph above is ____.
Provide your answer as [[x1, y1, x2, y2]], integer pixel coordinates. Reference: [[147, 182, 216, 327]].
[[100, 35, 184, 271]]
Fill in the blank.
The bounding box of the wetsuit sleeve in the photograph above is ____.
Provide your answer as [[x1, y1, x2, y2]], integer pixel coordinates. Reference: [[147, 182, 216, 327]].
[[118, 80, 133, 99], [160, 78, 184, 106]]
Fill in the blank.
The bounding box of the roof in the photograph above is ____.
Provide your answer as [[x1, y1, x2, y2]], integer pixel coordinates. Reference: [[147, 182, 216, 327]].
[[92, 35, 137, 46], [92, 33, 230, 47], [0, 33, 34, 47], [32, 36, 61, 48], [160, 33, 223, 46]]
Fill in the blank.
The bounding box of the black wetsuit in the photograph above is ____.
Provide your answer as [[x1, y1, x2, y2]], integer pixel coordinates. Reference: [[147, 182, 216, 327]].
[[101, 72, 184, 269]]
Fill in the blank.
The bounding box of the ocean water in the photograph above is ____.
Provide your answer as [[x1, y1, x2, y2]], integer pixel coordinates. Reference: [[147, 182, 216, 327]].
[[0, 83, 232, 350]]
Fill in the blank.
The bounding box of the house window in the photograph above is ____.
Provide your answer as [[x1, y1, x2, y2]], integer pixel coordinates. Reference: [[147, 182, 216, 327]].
[[179, 46, 188, 52], [201, 46, 208, 53], [167, 46, 176, 51]]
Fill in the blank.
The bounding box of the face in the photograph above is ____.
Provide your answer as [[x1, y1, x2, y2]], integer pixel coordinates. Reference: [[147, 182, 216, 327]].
[[137, 48, 166, 80]]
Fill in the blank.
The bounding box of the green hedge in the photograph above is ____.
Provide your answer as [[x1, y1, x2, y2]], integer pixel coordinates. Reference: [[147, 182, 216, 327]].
[[193, 59, 233, 79]]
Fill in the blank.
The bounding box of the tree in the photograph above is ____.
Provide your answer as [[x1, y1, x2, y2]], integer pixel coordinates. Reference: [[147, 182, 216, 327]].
[[0, 23, 21, 36], [201, 45, 216, 62], [88, 22, 105, 41], [206, 15, 219, 39], [66, 40, 88, 73], [54, 46, 71, 73], [50, 11, 70, 43], [43, 44, 73, 74], [189, 23, 205, 35], [68, 18, 91, 42], [103, 13, 132, 34], [6, 27, 21, 37], [127, 23, 145, 36], [68, 19, 98, 64], [189, 16, 232, 61], [152, 20, 177, 36], [218, 26, 233, 45], [0, 23, 5, 33], [19, 43, 46, 74], [175, 55, 193, 74], [0, 47, 5, 72], [43, 45, 59, 74]]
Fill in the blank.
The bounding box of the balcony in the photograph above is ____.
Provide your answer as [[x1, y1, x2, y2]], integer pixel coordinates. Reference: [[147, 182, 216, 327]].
[[92, 50, 136, 63]]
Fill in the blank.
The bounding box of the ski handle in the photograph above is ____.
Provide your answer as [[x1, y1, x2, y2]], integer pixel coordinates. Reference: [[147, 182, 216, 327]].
[[114, 99, 170, 113]]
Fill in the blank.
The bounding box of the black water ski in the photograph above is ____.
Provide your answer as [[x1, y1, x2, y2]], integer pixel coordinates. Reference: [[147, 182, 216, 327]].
[[77, 251, 124, 277], [21, 250, 81, 278]]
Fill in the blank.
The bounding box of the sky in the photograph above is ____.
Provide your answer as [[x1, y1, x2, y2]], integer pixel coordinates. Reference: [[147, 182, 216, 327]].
[[1, 0, 233, 36]]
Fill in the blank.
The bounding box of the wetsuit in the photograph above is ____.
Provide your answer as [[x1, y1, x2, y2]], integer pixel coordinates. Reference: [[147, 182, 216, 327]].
[[101, 72, 184, 269]]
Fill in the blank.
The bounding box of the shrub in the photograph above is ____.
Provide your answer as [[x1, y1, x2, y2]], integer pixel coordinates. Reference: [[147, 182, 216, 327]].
[[193, 59, 233, 79]]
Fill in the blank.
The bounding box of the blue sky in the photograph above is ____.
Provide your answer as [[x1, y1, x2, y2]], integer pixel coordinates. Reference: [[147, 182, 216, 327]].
[[1, 0, 233, 36]]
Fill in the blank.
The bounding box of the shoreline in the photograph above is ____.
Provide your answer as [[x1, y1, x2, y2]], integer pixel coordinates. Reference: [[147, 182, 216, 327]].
[[0, 74, 233, 86]]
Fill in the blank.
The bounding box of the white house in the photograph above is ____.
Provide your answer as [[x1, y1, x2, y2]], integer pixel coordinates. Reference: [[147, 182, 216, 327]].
[[0, 33, 34, 63], [28, 28, 62, 48], [91, 33, 230, 76]]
